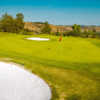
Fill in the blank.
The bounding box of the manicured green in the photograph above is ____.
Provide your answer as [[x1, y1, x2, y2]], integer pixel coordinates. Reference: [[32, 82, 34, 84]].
[[0, 32, 100, 100]]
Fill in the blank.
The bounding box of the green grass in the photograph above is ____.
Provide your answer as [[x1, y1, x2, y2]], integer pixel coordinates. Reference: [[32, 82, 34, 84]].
[[0, 32, 100, 100]]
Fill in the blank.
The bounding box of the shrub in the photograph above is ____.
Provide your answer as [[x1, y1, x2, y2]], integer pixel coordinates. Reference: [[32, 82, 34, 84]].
[[19, 29, 33, 35], [67, 31, 81, 37]]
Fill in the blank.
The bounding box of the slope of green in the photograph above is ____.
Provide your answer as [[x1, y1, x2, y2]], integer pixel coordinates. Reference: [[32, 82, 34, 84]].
[[0, 33, 100, 100]]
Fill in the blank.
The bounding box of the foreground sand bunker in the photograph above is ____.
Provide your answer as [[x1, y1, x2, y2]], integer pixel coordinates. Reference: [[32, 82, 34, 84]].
[[27, 37, 50, 41], [0, 62, 51, 100]]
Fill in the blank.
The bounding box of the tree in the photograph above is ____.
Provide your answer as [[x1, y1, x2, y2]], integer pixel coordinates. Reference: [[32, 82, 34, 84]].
[[71, 24, 81, 36], [77, 25, 81, 32], [0, 13, 15, 32], [0, 13, 25, 33], [72, 24, 81, 33], [72, 24, 77, 32], [41, 21, 51, 34], [15, 13, 24, 33], [16, 13, 24, 21]]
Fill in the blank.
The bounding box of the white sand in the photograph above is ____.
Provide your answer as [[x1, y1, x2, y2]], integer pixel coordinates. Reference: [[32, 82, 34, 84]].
[[0, 62, 51, 100], [27, 37, 50, 41]]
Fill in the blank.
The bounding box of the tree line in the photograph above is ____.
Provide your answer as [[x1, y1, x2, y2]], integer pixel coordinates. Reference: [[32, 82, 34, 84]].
[[0, 13, 51, 34], [41, 23, 100, 39], [0, 13, 100, 39], [56, 24, 100, 39]]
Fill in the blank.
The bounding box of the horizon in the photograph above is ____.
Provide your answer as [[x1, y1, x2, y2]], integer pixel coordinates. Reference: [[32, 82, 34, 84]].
[[0, 0, 100, 25]]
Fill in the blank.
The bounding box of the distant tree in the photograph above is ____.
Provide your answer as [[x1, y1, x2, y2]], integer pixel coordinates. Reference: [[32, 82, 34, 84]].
[[0, 13, 14, 32], [41, 21, 51, 34], [15, 13, 24, 33], [77, 25, 81, 32], [16, 13, 24, 21], [71, 24, 81, 36], [0, 13, 24, 33], [92, 28, 96, 33], [72, 24, 81, 33], [72, 24, 77, 32]]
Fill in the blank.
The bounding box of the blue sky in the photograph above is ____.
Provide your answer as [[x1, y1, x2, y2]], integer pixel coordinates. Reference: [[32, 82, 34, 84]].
[[0, 0, 100, 25]]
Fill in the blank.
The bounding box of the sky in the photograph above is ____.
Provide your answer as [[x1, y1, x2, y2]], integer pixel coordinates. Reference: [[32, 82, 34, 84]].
[[0, 0, 100, 25]]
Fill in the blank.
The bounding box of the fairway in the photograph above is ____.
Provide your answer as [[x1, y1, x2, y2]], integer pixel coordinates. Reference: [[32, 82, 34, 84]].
[[0, 33, 100, 100]]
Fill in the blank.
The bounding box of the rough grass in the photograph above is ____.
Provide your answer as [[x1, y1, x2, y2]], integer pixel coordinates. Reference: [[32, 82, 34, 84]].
[[0, 32, 100, 100]]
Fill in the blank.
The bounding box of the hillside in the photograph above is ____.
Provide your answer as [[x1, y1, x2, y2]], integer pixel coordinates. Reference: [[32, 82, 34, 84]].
[[24, 22, 72, 33], [24, 22, 100, 33]]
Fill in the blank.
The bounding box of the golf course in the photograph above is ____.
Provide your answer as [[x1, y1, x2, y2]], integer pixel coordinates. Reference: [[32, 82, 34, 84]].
[[0, 32, 100, 100]]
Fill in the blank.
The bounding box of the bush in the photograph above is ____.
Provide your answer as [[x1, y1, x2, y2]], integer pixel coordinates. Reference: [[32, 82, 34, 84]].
[[66, 29, 99, 39], [20, 30, 33, 35], [67, 31, 81, 37]]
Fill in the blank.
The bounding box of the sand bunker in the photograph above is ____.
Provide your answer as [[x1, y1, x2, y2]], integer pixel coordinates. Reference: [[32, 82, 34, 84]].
[[0, 62, 51, 100], [27, 37, 50, 41]]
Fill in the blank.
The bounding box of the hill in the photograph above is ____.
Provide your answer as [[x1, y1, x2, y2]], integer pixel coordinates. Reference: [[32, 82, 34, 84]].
[[24, 22, 100, 33], [24, 22, 72, 33]]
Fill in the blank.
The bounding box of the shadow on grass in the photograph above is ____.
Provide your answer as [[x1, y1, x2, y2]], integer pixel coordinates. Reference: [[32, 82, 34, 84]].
[[65, 94, 81, 100], [29, 56, 100, 78], [50, 85, 59, 100]]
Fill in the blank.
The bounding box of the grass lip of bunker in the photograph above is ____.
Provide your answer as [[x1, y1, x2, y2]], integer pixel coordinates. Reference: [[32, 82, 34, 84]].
[[0, 62, 51, 100], [26, 37, 50, 41]]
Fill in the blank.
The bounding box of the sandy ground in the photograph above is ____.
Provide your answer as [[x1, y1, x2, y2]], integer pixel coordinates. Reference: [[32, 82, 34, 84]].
[[27, 37, 50, 41], [0, 62, 51, 100]]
